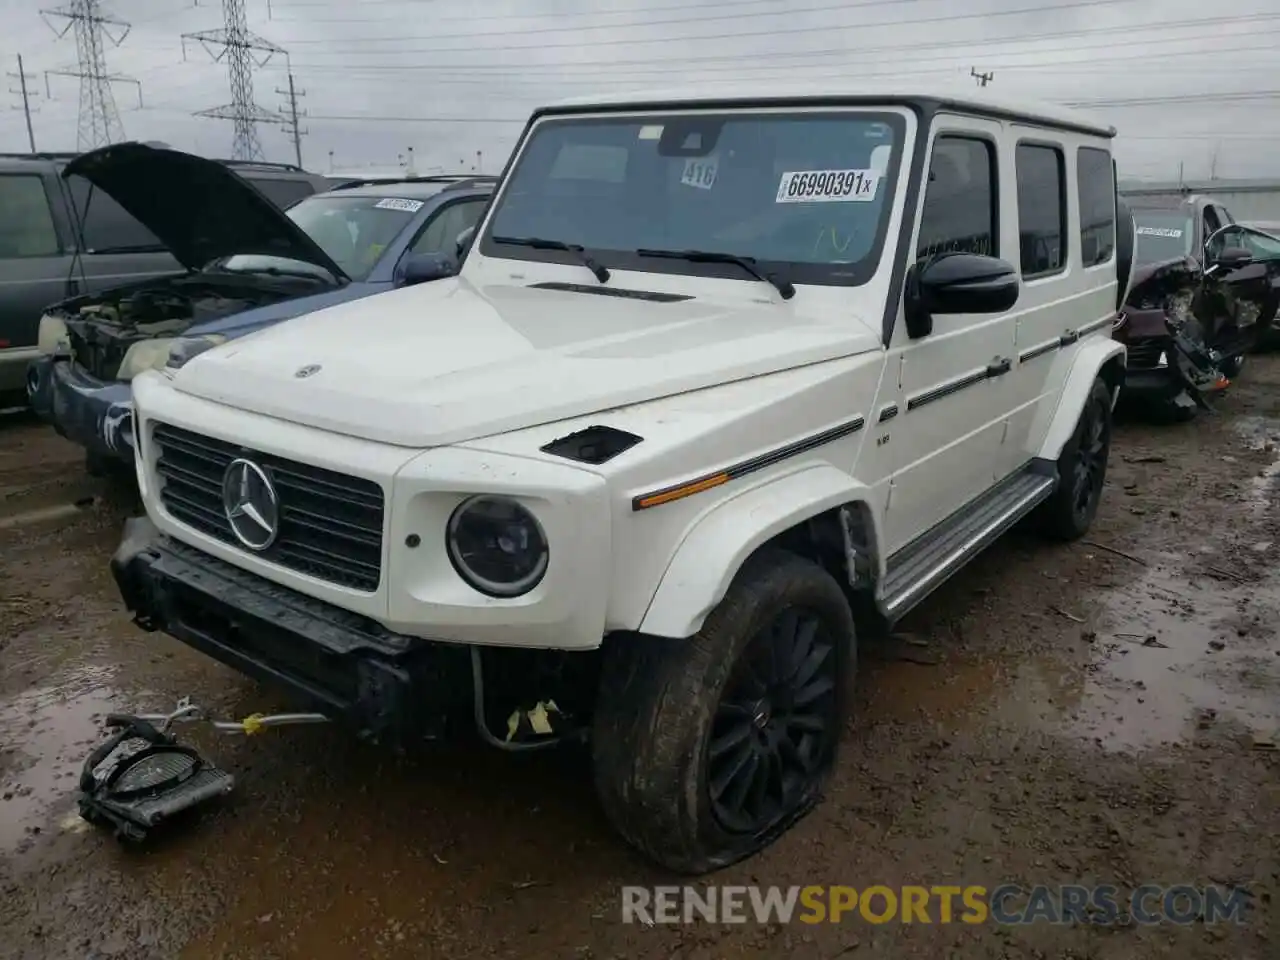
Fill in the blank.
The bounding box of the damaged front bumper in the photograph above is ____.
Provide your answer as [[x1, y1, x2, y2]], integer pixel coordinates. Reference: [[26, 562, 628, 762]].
[[111, 516, 477, 743], [27, 356, 135, 462]]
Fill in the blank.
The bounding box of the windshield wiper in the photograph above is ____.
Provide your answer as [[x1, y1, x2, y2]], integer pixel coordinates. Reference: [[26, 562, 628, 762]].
[[491, 235, 610, 283], [636, 248, 795, 300]]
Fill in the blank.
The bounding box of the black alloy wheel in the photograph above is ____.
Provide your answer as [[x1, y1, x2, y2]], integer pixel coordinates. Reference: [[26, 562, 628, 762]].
[[706, 606, 838, 835]]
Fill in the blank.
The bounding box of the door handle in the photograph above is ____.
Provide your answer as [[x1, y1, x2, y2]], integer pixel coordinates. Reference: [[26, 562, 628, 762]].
[[985, 357, 1012, 377]]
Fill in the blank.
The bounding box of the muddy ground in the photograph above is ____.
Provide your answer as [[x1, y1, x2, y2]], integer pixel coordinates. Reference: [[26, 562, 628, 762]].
[[2, 363, 1279, 960]]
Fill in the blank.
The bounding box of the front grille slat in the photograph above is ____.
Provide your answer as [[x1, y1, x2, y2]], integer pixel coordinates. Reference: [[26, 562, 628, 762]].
[[152, 422, 385, 592]]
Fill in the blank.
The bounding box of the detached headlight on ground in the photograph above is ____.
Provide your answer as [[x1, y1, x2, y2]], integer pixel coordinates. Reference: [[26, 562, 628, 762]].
[[165, 334, 228, 371], [446, 495, 549, 598], [117, 338, 178, 380], [37, 314, 70, 355]]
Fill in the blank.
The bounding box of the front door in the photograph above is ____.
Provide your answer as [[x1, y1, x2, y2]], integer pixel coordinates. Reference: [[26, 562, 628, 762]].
[[875, 118, 1015, 555]]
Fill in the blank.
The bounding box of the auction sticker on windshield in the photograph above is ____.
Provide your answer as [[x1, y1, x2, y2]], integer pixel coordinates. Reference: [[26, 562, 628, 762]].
[[374, 198, 424, 213], [681, 155, 719, 190], [776, 169, 880, 203], [1136, 226, 1183, 238]]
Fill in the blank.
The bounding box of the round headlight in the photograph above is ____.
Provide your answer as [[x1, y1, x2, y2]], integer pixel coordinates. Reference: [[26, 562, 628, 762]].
[[446, 495, 549, 598]]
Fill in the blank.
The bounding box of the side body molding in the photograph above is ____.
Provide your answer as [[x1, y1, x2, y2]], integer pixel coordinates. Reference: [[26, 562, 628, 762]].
[[638, 464, 877, 639]]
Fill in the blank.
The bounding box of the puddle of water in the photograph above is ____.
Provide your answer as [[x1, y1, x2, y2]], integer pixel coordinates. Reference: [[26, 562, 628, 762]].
[[0, 665, 119, 855], [1230, 416, 1280, 518], [1040, 562, 1280, 752]]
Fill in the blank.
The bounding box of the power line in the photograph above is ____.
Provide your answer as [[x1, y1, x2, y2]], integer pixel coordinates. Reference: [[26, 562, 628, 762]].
[[40, 0, 140, 150], [304, 91, 1280, 128], [282, 0, 1152, 55], [183, 0, 286, 161], [288, 11, 1280, 71], [278, 0, 1143, 46], [8, 55, 39, 152]]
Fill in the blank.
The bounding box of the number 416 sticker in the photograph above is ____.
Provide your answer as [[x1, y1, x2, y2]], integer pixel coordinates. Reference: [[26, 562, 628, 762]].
[[681, 155, 719, 190]]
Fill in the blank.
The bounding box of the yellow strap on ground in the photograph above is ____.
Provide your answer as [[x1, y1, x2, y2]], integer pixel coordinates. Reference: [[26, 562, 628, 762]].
[[241, 714, 266, 735]]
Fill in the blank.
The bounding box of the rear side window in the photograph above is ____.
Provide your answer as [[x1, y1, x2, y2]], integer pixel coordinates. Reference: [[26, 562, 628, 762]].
[[66, 174, 164, 253], [246, 176, 316, 209], [1015, 143, 1066, 278], [1076, 147, 1115, 267], [916, 136, 997, 260], [0, 174, 60, 258]]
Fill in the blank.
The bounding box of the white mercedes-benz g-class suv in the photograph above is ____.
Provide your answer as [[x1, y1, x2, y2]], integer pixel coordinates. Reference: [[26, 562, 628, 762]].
[[113, 83, 1131, 873]]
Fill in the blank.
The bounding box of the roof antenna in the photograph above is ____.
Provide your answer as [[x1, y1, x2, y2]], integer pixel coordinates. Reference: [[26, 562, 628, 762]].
[[970, 68, 994, 88]]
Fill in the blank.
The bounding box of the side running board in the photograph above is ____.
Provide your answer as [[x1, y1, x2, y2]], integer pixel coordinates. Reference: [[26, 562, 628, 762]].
[[879, 462, 1056, 622]]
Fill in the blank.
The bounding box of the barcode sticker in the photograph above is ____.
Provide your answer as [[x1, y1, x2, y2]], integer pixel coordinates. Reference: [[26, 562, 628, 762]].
[[374, 198, 424, 212], [776, 169, 880, 203]]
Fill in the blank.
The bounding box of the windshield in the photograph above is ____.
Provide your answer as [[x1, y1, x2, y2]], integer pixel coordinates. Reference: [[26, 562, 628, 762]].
[[1133, 212, 1194, 265], [479, 109, 905, 287], [221, 194, 427, 281]]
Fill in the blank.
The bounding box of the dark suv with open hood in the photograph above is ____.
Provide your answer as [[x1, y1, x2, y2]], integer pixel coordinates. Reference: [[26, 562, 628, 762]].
[[0, 151, 329, 408], [24, 143, 494, 469]]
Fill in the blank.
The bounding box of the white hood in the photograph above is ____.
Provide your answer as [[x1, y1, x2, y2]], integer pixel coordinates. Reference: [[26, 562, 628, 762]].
[[172, 275, 882, 448]]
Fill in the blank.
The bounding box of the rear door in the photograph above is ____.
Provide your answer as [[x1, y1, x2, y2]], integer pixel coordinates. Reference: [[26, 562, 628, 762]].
[[0, 171, 75, 351], [62, 173, 182, 294]]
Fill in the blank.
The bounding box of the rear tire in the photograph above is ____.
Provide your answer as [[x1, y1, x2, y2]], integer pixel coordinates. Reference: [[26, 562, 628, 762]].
[[592, 550, 854, 874], [1038, 377, 1113, 541]]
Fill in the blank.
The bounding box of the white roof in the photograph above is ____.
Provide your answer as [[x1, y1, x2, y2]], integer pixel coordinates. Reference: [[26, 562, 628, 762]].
[[538, 80, 1115, 137]]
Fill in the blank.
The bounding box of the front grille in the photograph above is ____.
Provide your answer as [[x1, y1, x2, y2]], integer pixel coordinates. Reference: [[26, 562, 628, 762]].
[[71, 337, 119, 381], [1125, 338, 1167, 370], [152, 422, 385, 592]]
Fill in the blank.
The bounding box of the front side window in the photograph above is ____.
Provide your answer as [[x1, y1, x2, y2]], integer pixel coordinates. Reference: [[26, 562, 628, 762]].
[[222, 193, 429, 281], [916, 136, 996, 261], [1015, 143, 1066, 278], [1076, 147, 1115, 267], [411, 198, 488, 256], [1206, 224, 1280, 262], [1132, 211, 1194, 265], [480, 110, 906, 287], [0, 174, 60, 258]]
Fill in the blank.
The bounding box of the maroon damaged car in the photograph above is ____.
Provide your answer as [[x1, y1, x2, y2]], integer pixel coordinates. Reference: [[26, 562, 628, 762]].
[[1115, 195, 1280, 420]]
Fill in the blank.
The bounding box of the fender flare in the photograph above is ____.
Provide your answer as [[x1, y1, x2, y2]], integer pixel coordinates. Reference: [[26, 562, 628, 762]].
[[1036, 337, 1126, 463], [638, 464, 877, 639]]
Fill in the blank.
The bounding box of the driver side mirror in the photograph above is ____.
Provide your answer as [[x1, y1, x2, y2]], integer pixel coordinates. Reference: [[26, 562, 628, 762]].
[[1210, 246, 1253, 271], [395, 252, 456, 288], [903, 253, 1020, 339], [455, 225, 476, 260]]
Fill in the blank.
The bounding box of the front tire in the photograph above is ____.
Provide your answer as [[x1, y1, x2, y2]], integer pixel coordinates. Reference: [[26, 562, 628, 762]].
[[1038, 376, 1113, 541], [592, 550, 854, 874]]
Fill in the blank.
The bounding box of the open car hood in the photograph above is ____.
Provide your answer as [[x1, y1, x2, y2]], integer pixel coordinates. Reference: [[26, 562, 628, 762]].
[[63, 142, 349, 282]]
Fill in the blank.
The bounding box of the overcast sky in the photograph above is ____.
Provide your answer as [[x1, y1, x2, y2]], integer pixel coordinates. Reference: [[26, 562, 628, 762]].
[[1, 0, 1277, 182]]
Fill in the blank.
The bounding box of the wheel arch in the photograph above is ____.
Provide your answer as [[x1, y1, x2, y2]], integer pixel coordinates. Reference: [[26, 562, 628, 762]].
[[1036, 338, 1126, 463], [637, 465, 881, 640]]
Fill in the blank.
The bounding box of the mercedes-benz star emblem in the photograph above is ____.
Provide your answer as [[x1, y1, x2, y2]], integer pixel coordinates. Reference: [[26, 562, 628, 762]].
[[221, 458, 280, 551], [295, 364, 321, 379]]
